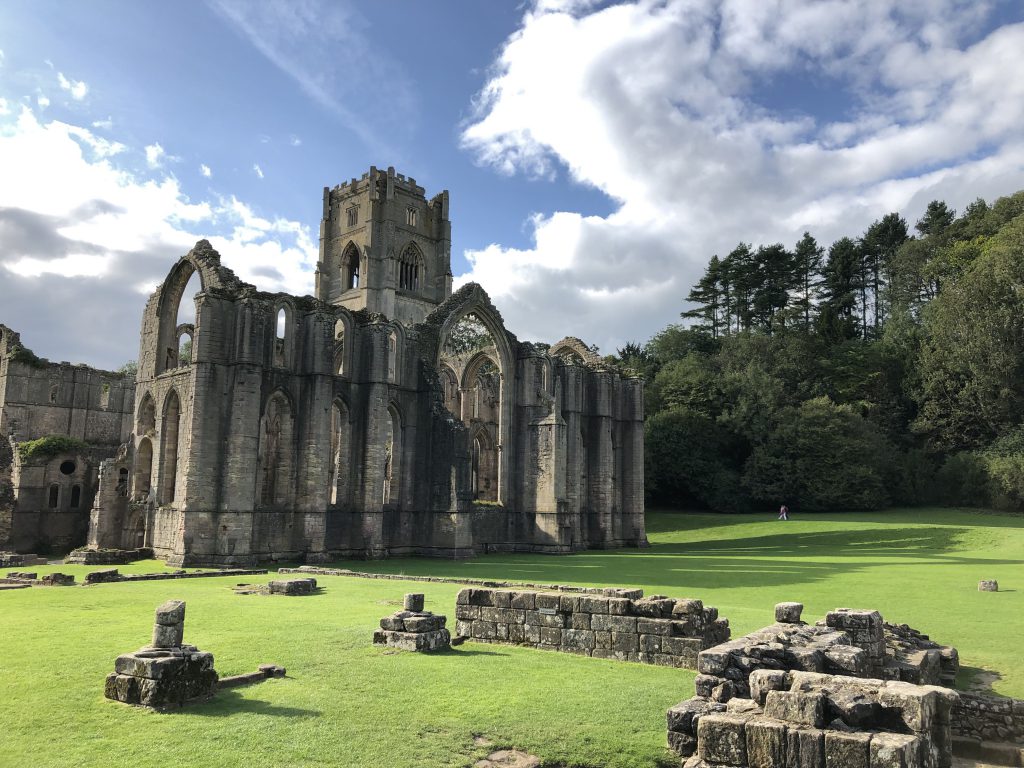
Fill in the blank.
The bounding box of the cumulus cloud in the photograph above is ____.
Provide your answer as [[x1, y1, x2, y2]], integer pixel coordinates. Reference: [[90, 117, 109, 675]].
[[57, 72, 88, 100], [253, 163, 264, 179], [36, 94, 49, 108], [0, 108, 316, 368], [200, 163, 212, 177], [458, 0, 1024, 353], [92, 117, 113, 129]]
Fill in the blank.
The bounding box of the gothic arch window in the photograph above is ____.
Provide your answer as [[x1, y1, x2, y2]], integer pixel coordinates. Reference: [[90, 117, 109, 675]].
[[329, 400, 350, 506], [48, 484, 59, 508], [158, 262, 203, 374], [341, 242, 360, 290], [273, 305, 290, 368], [472, 428, 497, 502], [70, 484, 82, 509], [256, 391, 295, 508], [137, 393, 156, 435], [334, 318, 347, 375], [176, 325, 194, 367], [383, 404, 402, 506], [387, 330, 398, 382], [134, 437, 153, 501], [160, 390, 181, 504], [398, 243, 423, 292], [440, 365, 459, 417]]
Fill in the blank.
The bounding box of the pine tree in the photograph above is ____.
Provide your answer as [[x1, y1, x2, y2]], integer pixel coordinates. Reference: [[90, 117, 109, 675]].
[[682, 255, 725, 338], [817, 237, 863, 343], [792, 232, 823, 330]]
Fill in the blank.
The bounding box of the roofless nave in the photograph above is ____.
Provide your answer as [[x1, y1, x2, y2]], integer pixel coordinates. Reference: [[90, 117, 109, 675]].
[[0, 166, 646, 564]]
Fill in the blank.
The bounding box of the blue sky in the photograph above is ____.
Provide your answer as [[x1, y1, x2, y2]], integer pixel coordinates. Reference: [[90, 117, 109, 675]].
[[2, 0, 1024, 368]]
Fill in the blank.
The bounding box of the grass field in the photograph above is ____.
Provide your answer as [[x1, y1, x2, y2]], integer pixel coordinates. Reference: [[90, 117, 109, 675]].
[[1, 508, 1022, 768]]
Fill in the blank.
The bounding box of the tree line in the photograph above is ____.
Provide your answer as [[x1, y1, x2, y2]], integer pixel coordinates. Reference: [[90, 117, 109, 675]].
[[612, 191, 1024, 513]]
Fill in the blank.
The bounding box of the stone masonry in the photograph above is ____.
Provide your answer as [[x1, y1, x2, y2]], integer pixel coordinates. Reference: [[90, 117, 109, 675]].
[[72, 166, 647, 566], [373, 593, 451, 652], [455, 587, 729, 667], [105, 600, 218, 709], [0, 324, 134, 554]]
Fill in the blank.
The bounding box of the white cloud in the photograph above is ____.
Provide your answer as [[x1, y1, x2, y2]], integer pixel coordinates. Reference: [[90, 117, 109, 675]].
[[289, 134, 302, 146], [92, 117, 113, 130], [253, 163, 264, 179], [57, 72, 88, 100], [199, 163, 212, 177], [144, 142, 165, 168], [458, 1, 1024, 353], [0, 107, 317, 368], [0, 98, 9, 116], [36, 94, 49, 108]]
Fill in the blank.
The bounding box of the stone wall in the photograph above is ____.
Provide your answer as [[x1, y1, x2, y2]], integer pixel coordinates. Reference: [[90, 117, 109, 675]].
[[952, 691, 1024, 746], [455, 587, 728, 667]]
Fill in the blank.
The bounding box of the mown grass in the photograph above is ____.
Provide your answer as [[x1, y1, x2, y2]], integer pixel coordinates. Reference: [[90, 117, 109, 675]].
[[1, 508, 1022, 768]]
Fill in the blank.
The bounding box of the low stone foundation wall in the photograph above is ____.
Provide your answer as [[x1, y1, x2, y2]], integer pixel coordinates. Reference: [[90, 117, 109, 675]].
[[84, 568, 267, 585], [65, 547, 153, 565], [454, 587, 728, 667]]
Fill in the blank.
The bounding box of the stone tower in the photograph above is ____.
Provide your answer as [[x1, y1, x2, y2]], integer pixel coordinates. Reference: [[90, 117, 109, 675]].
[[315, 166, 453, 326]]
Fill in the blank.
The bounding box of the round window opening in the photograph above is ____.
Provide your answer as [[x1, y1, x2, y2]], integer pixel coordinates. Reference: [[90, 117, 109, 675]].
[[59, 460, 76, 476]]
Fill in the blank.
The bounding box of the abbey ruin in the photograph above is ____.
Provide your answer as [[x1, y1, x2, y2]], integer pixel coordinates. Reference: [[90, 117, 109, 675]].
[[0, 166, 647, 564]]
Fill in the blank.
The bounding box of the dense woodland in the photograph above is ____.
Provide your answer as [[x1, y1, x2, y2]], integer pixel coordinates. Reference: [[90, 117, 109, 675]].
[[611, 191, 1024, 513]]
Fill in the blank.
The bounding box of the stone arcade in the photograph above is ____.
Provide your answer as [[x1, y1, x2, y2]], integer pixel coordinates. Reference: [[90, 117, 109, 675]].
[[1, 166, 647, 564]]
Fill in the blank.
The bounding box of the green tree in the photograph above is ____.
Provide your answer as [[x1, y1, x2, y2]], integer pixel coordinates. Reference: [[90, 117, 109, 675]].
[[682, 255, 726, 338], [792, 232, 823, 330], [742, 396, 895, 511], [817, 237, 862, 343], [750, 243, 797, 334]]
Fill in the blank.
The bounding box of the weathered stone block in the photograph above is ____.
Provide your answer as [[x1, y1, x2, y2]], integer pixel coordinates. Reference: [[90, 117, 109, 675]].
[[492, 591, 512, 609], [698, 648, 732, 675], [152, 622, 184, 648], [404, 614, 445, 633], [474, 620, 497, 639], [373, 628, 451, 652], [569, 612, 591, 630], [697, 713, 748, 766], [776, 602, 804, 623], [559, 594, 580, 613], [823, 730, 870, 768], [509, 591, 535, 610], [507, 623, 525, 644], [878, 681, 938, 733], [869, 732, 921, 768], [403, 593, 424, 612], [786, 727, 825, 768], [591, 614, 637, 633], [455, 605, 479, 621], [539, 627, 562, 646], [380, 615, 406, 631], [746, 716, 788, 768], [535, 593, 560, 611], [562, 629, 595, 652], [750, 669, 790, 706], [638, 618, 672, 636], [606, 597, 631, 615], [668, 698, 717, 736], [673, 598, 704, 616], [824, 645, 868, 677], [267, 578, 316, 595], [579, 596, 609, 614], [978, 580, 998, 592], [668, 730, 697, 757], [456, 588, 471, 605], [764, 691, 826, 728]]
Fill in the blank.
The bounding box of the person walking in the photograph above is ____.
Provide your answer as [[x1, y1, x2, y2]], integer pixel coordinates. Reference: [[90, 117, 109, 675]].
[[778, 504, 789, 521]]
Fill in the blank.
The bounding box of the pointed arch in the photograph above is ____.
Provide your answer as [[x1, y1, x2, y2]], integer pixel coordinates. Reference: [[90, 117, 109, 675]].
[[137, 392, 156, 434], [134, 437, 153, 501], [272, 301, 294, 368], [329, 398, 351, 506], [256, 389, 295, 508], [333, 312, 352, 376], [430, 285, 515, 506], [383, 403, 403, 506], [159, 390, 181, 504], [398, 241, 424, 292], [440, 364, 460, 417], [471, 426, 498, 502], [341, 241, 361, 290], [549, 336, 601, 366]]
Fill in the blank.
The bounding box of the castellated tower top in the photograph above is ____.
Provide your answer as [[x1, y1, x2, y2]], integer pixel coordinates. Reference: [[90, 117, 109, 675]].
[[315, 166, 452, 326]]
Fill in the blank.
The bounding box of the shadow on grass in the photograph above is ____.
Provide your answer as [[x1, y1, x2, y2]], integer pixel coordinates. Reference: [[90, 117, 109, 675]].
[[312, 524, 1024, 592], [191, 688, 320, 718]]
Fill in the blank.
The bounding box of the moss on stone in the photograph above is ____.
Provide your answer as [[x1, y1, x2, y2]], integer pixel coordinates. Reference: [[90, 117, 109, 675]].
[[16, 435, 89, 462]]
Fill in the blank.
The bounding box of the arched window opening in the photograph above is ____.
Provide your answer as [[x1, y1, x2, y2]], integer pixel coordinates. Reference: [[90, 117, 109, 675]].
[[256, 392, 295, 508], [163, 269, 202, 372], [177, 331, 193, 366], [383, 405, 402, 506], [441, 366, 459, 417], [138, 393, 156, 435], [49, 384, 59, 404], [438, 311, 506, 504], [48, 484, 59, 508], [134, 438, 153, 501], [160, 391, 181, 504], [472, 431, 498, 502], [329, 401, 350, 506], [273, 307, 288, 368], [342, 243, 360, 290], [334, 319, 346, 375], [387, 331, 397, 382], [70, 484, 82, 509], [399, 243, 423, 292]]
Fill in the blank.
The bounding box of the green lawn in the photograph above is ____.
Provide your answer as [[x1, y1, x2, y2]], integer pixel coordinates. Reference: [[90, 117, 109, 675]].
[[1, 508, 1022, 768]]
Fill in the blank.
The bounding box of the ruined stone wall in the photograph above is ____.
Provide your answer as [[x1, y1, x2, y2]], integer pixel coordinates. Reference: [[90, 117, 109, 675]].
[[455, 587, 728, 667], [951, 691, 1024, 746], [0, 324, 134, 552]]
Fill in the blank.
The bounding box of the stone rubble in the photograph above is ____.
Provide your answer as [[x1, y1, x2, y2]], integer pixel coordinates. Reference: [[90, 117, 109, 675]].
[[267, 577, 318, 596]]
